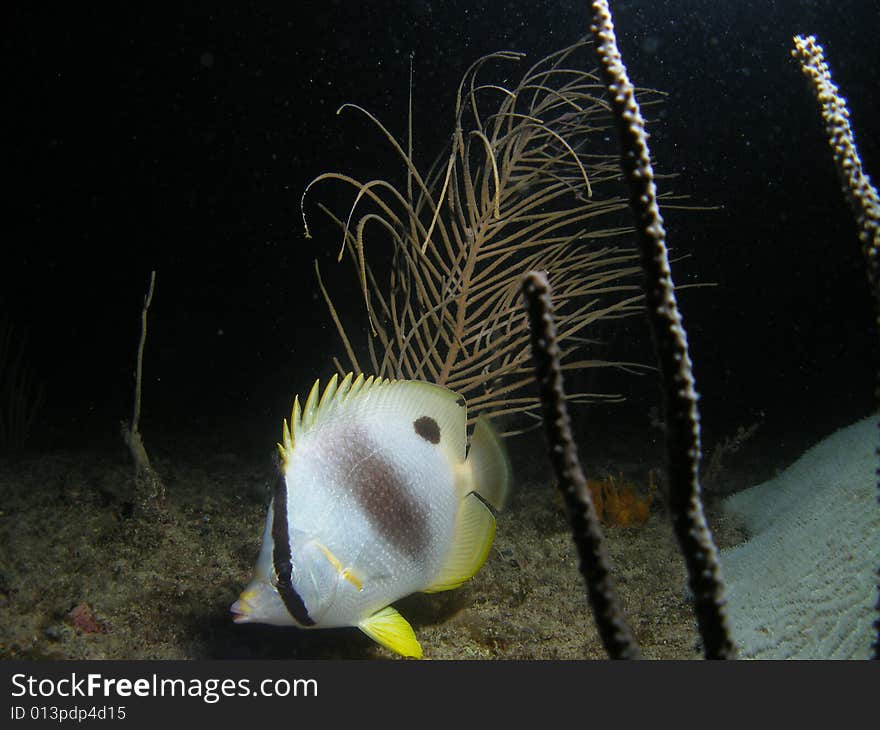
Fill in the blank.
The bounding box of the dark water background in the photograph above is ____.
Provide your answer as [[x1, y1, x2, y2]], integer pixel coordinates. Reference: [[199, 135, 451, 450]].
[[4, 0, 879, 470]]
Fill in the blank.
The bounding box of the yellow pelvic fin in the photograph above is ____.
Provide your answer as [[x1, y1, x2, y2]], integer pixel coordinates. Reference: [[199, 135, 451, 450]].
[[358, 606, 422, 659], [314, 541, 363, 591], [424, 491, 496, 593], [466, 417, 511, 512]]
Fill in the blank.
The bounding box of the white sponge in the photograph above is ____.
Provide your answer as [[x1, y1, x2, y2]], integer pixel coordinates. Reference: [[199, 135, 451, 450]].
[[720, 415, 880, 659]]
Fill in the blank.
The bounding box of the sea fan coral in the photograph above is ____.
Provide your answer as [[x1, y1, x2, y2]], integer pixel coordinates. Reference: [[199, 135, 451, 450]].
[[302, 42, 665, 433]]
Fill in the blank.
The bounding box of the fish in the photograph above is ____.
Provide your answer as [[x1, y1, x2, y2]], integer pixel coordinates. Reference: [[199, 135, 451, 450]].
[[231, 372, 511, 658]]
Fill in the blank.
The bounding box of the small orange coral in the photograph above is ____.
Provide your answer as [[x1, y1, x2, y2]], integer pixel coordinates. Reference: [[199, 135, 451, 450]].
[[587, 471, 655, 527]]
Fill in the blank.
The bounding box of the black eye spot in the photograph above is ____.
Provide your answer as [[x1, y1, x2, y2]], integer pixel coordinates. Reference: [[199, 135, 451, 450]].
[[455, 397, 466, 408], [414, 415, 441, 444]]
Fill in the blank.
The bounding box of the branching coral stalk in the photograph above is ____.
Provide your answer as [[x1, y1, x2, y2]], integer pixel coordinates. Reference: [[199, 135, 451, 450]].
[[791, 33, 880, 660], [522, 270, 640, 659], [121, 270, 166, 514], [791, 36, 880, 305], [589, 0, 736, 659]]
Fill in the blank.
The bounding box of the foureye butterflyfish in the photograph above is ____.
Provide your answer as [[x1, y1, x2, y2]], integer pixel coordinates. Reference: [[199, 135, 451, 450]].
[[231, 373, 511, 658]]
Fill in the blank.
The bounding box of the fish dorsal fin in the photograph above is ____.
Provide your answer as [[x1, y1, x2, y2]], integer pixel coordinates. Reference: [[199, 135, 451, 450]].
[[358, 605, 422, 658], [277, 374, 467, 468], [424, 492, 495, 593]]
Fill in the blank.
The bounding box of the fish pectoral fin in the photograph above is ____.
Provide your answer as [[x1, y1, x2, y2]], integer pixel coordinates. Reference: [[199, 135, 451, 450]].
[[424, 491, 495, 594], [358, 606, 422, 659], [313, 540, 363, 591]]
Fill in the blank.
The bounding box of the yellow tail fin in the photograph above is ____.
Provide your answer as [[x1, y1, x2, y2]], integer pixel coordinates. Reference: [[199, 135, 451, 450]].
[[424, 493, 495, 593], [467, 417, 511, 512], [423, 417, 510, 595]]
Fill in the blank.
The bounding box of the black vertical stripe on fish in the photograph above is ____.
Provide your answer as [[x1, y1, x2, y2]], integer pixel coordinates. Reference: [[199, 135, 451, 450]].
[[271, 472, 315, 626]]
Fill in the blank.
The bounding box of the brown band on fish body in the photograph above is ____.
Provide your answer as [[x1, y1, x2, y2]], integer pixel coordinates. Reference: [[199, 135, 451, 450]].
[[271, 472, 315, 626], [344, 426, 430, 560], [413, 415, 441, 444]]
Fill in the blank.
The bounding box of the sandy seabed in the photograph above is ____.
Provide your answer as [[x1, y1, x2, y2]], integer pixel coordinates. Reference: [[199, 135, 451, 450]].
[[0, 428, 751, 661]]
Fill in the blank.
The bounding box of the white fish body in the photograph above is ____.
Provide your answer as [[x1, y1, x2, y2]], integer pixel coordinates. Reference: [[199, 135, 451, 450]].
[[231, 373, 511, 658]]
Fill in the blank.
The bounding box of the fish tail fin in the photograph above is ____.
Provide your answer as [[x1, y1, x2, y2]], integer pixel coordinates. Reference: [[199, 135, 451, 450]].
[[424, 492, 495, 593], [467, 416, 512, 512], [423, 418, 509, 595]]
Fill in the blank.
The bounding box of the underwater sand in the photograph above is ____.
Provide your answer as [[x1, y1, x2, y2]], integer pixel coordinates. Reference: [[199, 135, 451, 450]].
[[0, 418, 758, 661]]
